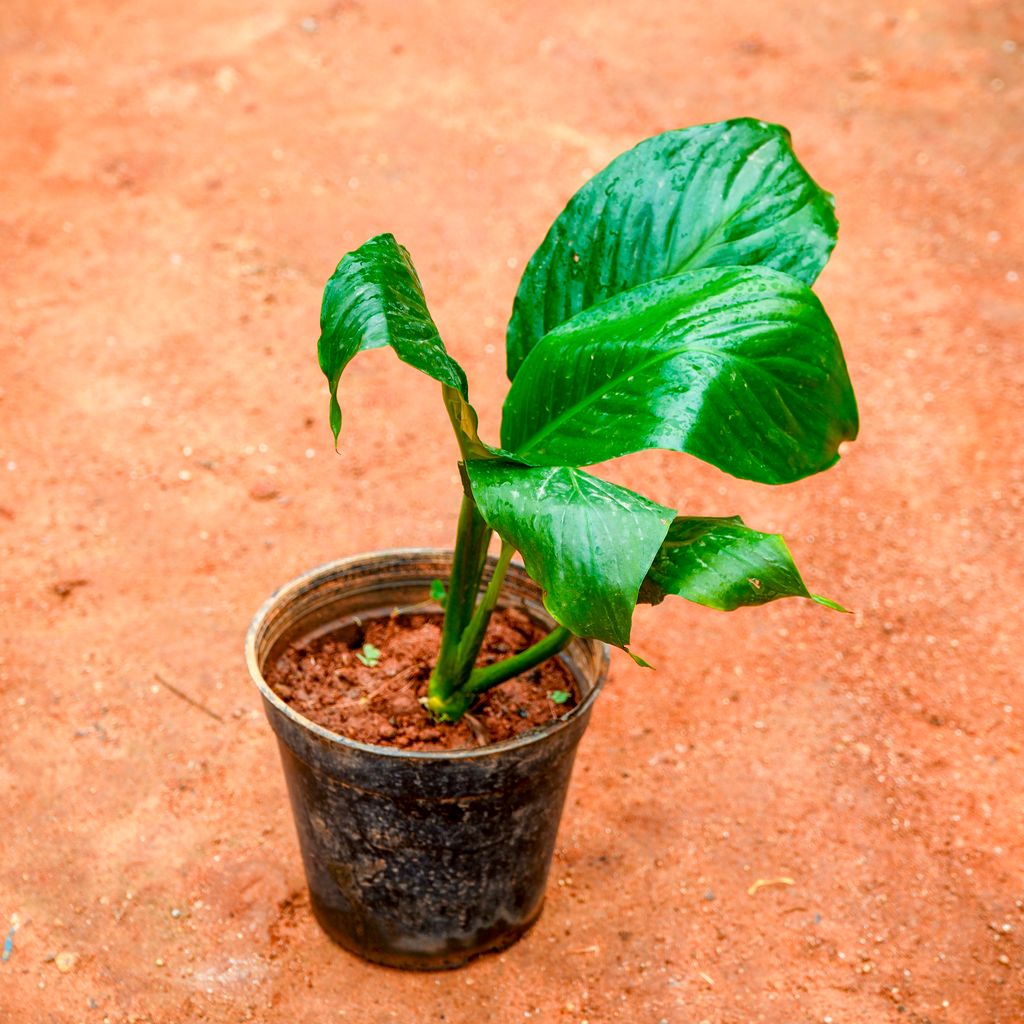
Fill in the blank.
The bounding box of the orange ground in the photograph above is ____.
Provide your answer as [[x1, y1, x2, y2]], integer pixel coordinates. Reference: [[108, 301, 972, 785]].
[[2, 2, 1023, 1021]]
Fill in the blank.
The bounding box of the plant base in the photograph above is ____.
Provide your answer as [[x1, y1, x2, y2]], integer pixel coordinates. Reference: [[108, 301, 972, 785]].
[[246, 550, 608, 969]]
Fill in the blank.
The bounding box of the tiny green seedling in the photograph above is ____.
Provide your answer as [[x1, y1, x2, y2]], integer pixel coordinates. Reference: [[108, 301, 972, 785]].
[[429, 579, 447, 607], [316, 118, 858, 723], [356, 643, 381, 669], [548, 690, 571, 706]]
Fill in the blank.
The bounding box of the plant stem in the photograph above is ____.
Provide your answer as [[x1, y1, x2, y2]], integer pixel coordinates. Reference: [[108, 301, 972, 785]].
[[431, 387, 570, 721], [451, 540, 515, 686], [427, 490, 491, 704], [464, 626, 573, 696]]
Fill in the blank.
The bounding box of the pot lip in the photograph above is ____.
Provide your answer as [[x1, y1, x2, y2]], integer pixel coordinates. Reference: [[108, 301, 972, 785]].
[[245, 548, 610, 763]]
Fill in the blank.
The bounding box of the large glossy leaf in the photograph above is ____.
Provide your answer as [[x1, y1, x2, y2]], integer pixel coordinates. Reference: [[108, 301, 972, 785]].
[[317, 233, 469, 445], [640, 515, 846, 612], [465, 461, 674, 648], [506, 118, 837, 378], [501, 266, 858, 485]]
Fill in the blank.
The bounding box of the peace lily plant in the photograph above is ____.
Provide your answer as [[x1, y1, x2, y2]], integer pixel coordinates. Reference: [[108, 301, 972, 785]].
[[317, 118, 858, 723]]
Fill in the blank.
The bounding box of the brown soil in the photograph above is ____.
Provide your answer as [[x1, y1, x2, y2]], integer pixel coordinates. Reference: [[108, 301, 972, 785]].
[[266, 608, 579, 750], [2, 2, 1023, 1022]]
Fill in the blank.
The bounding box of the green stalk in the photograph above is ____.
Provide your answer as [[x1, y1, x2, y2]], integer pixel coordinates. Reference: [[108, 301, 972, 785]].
[[427, 491, 491, 707], [465, 626, 573, 696], [451, 540, 515, 685]]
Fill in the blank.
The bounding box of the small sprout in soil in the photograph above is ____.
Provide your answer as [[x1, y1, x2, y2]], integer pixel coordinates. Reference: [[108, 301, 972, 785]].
[[548, 690, 571, 705], [315, 118, 859, 725], [356, 643, 381, 668]]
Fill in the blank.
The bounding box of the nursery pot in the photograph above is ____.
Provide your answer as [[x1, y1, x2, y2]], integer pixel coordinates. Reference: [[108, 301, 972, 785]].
[[245, 549, 609, 969]]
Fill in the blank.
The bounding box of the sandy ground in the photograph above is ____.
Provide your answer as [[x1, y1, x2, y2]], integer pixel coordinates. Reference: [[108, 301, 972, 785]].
[[2, 1, 1023, 1021]]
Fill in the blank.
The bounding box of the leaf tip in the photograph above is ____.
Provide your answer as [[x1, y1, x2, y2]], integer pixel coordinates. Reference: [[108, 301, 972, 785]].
[[328, 390, 342, 448], [811, 594, 851, 614], [625, 647, 655, 669]]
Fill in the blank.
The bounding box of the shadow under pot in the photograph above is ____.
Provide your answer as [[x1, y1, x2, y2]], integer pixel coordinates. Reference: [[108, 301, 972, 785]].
[[245, 548, 609, 970]]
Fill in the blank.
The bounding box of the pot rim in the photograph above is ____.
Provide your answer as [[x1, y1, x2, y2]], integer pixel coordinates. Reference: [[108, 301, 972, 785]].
[[245, 548, 609, 763]]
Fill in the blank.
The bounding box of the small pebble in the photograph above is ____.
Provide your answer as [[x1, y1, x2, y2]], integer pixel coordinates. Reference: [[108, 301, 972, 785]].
[[215, 66, 239, 93], [55, 951, 78, 973], [248, 479, 280, 501]]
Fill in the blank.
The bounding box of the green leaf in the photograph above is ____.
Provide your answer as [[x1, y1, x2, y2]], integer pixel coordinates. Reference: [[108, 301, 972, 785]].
[[317, 234, 469, 446], [466, 460, 674, 648], [356, 642, 381, 668], [548, 689, 571, 705], [429, 579, 447, 607], [507, 118, 837, 379], [501, 266, 858, 485], [640, 515, 847, 612]]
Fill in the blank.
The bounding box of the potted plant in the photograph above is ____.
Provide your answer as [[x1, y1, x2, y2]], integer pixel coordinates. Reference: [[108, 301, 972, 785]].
[[245, 117, 858, 969]]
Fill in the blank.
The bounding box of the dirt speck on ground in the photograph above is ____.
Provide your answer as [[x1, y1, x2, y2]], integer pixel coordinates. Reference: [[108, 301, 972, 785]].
[[1, 1, 1022, 1022]]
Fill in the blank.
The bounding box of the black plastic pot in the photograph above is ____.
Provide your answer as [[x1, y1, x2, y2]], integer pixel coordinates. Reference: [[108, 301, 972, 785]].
[[245, 549, 608, 969]]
